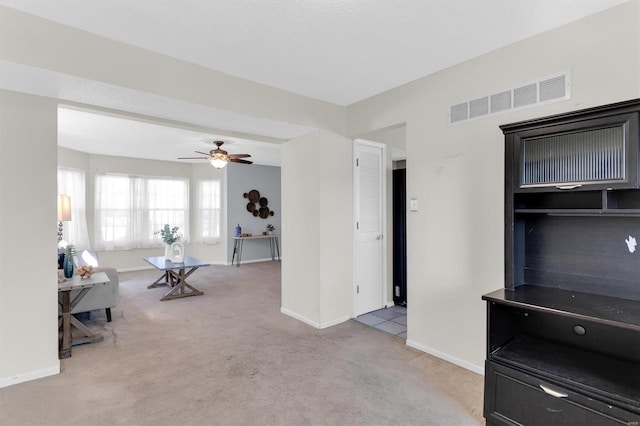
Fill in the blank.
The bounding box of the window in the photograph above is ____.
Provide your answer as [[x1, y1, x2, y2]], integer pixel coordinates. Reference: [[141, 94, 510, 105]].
[[57, 167, 91, 249], [95, 173, 189, 250], [196, 179, 221, 243]]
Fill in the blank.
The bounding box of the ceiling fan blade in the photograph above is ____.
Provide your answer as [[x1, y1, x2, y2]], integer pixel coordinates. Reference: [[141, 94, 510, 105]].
[[195, 150, 212, 156], [177, 156, 209, 160], [230, 159, 253, 164], [228, 153, 251, 159]]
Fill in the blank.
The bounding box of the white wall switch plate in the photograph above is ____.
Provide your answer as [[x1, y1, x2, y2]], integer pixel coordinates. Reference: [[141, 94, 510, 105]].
[[410, 197, 418, 212]]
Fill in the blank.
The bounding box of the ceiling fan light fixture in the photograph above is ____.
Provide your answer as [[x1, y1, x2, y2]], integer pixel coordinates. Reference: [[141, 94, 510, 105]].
[[179, 141, 251, 167], [209, 154, 228, 169]]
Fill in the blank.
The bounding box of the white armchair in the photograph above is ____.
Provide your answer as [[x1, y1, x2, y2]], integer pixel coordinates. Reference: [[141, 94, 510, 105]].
[[69, 250, 119, 322]]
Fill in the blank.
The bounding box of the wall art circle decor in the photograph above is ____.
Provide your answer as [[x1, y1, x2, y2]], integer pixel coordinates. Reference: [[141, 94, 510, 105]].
[[243, 189, 275, 219]]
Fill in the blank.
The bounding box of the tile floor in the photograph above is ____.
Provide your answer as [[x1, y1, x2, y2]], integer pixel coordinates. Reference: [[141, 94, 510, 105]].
[[354, 305, 407, 339]]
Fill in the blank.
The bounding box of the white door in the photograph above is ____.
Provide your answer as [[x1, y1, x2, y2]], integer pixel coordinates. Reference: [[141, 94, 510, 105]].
[[353, 139, 386, 317]]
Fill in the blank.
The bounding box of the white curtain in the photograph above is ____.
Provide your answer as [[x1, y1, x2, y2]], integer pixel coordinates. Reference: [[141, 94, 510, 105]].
[[195, 179, 221, 244], [57, 167, 91, 249], [94, 173, 189, 250]]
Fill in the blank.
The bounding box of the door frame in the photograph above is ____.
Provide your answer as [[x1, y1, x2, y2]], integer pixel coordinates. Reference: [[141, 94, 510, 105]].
[[352, 138, 388, 317]]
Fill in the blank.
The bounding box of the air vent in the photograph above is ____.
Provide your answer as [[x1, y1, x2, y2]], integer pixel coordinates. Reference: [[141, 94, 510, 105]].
[[450, 102, 469, 123], [470, 97, 489, 118], [449, 71, 571, 125], [540, 74, 566, 102], [514, 83, 537, 108], [491, 91, 511, 113]]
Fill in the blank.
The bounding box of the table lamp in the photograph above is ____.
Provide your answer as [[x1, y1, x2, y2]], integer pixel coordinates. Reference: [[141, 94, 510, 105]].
[[57, 194, 72, 243]]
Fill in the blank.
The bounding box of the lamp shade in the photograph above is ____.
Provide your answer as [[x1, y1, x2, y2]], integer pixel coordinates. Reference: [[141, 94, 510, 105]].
[[57, 194, 72, 222]]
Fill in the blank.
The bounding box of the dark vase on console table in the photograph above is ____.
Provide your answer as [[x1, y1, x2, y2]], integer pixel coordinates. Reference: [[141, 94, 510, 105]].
[[63, 248, 74, 278]]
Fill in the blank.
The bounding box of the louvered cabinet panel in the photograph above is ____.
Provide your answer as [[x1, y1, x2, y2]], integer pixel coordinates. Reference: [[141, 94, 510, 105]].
[[522, 126, 624, 187], [504, 103, 640, 192]]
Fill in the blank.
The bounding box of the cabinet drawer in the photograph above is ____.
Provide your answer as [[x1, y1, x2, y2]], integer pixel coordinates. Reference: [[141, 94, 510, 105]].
[[484, 361, 639, 426]]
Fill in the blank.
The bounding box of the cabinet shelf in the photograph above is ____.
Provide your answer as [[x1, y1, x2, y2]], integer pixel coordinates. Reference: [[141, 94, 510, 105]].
[[491, 336, 639, 411], [483, 286, 640, 332], [515, 208, 640, 216]]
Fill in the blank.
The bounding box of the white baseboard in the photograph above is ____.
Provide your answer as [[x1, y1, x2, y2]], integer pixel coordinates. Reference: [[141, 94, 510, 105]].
[[406, 339, 484, 375], [385, 301, 395, 308], [230, 257, 280, 266], [0, 363, 60, 388], [117, 266, 154, 272], [281, 307, 320, 328], [320, 315, 350, 329], [280, 307, 349, 329]]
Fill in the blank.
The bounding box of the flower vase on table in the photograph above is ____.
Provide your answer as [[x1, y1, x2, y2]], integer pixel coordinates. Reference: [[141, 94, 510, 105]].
[[170, 242, 185, 263], [156, 224, 182, 262]]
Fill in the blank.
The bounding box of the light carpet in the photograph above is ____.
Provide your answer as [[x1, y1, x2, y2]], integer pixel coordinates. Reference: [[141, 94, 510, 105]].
[[0, 261, 484, 425]]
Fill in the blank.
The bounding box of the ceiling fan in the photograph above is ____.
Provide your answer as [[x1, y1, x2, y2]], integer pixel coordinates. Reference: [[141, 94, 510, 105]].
[[178, 141, 253, 169]]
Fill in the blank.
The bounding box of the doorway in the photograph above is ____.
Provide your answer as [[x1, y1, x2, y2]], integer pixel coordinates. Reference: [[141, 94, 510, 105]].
[[392, 166, 407, 306], [353, 139, 386, 317]]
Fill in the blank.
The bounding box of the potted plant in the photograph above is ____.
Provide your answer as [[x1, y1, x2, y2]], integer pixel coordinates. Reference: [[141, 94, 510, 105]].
[[156, 224, 181, 259], [266, 224, 275, 235]]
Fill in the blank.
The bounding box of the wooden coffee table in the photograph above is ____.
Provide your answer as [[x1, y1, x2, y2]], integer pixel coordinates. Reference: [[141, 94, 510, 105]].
[[143, 255, 210, 301]]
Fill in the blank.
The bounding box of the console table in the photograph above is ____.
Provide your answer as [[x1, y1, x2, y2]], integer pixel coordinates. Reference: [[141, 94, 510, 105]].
[[231, 235, 280, 267], [58, 272, 110, 359], [143, 255, 210, 301]]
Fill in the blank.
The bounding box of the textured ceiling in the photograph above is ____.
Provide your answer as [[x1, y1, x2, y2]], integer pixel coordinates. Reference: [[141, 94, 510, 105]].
[[0, 0, 628, 106], [1, 0, 628, 164]]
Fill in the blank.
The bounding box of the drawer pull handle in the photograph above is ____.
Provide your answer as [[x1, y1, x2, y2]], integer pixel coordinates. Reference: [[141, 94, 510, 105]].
[[540, 384, 568, 398], [555, 184, 582, 190]]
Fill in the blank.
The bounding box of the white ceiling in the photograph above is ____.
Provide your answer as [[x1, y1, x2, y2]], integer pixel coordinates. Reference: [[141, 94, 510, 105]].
[[1, 0, 629, 164], [0, 0, 627, 105], [58, 107, 283, 167]]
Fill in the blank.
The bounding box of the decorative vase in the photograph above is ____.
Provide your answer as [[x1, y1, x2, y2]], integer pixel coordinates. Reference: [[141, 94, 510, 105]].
[[63, 252, 74, 278], [170, 242, 185, 263], [235, 224, 242, 237], [164, 244, 172, 260]]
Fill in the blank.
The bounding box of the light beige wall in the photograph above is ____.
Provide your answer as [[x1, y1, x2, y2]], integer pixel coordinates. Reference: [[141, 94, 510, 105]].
[[319, 132, 353, 324], [281, 130, 353, 327], [358, 124, 406, 152], [0, 90, 59, 386], [0, 6, 345, 135], [281, 132, 322, 324], [58, 148, 227, 269], [346, 1, 640, 372]]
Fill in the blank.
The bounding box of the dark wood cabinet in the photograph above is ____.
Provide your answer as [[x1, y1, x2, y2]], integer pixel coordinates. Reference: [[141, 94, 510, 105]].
[[484, 99, 640, 425]]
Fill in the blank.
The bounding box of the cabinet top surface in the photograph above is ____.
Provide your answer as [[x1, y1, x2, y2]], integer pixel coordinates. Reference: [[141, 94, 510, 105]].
[[483, 285, 640, 330], [499, 97, 640, 133]]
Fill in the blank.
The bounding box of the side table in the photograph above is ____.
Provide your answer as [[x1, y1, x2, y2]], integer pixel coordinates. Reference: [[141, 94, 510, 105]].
[[58, 272, 110, 359]]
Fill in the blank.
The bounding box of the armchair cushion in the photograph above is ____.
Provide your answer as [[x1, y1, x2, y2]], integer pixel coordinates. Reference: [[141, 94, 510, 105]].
[[69, 250, 119, 317]]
